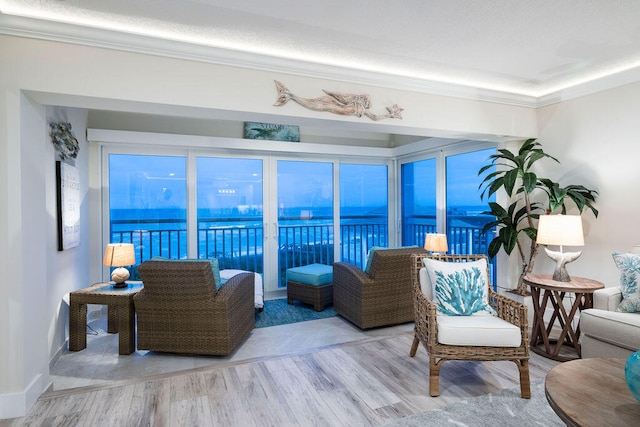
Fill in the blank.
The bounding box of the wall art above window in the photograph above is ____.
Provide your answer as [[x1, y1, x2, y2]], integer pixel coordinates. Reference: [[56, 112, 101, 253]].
[[273, 80, 403, 121], [243, 121, 300, 142]]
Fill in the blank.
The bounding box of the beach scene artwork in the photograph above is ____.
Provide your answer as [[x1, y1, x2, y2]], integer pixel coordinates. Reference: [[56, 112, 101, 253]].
[[243, 122, 300, 142]]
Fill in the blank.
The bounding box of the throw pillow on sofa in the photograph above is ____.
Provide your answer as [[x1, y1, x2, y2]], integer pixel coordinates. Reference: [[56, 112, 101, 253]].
[[612, 251, 640, 312]]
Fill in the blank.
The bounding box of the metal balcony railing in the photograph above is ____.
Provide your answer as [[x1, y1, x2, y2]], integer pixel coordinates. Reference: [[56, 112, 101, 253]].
[[110, 214, 495, 287]]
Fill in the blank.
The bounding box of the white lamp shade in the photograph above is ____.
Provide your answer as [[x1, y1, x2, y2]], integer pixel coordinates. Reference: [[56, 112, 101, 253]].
[[536, 215, 584, 247], [103, 243, 135, 267], [424, 233, 448, 252]]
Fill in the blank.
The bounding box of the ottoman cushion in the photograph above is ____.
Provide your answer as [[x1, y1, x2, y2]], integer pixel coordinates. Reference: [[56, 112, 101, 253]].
[[287, 264, 333, 286]]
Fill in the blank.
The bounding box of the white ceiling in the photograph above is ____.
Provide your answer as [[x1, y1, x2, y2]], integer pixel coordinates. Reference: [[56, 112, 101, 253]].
[[2, 1, 640, 105]]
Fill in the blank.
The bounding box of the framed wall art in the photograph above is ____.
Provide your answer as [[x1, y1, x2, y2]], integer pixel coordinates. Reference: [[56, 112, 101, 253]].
[[56, 161, 81, 250], [243, 122, 300, 142]]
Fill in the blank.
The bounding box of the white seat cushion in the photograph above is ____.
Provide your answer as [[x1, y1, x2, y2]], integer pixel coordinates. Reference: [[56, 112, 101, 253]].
[[437, 315, 522, 347]]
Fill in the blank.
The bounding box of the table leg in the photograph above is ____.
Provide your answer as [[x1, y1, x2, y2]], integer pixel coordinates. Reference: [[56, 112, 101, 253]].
[[554, 292, 586, 357], [107, 305, 117, 333], [69, 301, 87, 351], [530, 287, 553, 354], [116, 300, 136, 355]]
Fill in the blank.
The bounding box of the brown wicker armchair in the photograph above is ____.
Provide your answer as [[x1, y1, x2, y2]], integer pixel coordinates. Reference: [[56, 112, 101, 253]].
[[333, 247, 427, 329], [135, 260, 255, 356], [409, 253, 530, 398]]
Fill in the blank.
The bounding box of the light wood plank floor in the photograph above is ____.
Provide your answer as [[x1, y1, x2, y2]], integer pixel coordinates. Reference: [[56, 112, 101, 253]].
[[2, 324, 559, 426]]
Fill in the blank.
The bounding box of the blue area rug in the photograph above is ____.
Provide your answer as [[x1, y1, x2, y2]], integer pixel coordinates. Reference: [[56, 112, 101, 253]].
[[254, 298, 337, 328]]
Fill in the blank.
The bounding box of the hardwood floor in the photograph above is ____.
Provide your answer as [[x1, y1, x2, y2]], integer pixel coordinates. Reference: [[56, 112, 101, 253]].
[[2, 322, 559, 427]]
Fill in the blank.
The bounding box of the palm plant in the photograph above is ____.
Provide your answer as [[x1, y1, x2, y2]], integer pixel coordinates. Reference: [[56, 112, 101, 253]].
[[478, 139, 598, 295]]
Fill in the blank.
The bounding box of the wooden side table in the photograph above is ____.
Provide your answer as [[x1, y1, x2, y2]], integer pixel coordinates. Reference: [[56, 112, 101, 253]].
[[523, 274, 604, 361], [69, 281, 143, 355], [546, 358, 640, 426]]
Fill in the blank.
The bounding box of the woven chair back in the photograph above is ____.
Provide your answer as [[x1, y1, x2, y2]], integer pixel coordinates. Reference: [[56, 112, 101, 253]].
[[137, 260, 216, 300]]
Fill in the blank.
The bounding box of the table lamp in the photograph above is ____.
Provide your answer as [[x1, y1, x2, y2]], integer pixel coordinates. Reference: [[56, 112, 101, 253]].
[[103, 243, 135, 288], [424, 233, 448, 254], [536, 214, 584, 282]]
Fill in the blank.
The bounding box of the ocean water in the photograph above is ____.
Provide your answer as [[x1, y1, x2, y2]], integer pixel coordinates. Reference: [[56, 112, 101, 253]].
[[110, 205, 491, 270]]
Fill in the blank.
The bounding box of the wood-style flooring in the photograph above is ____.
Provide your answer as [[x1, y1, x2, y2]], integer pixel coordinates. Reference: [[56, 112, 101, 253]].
[[2, 327, 559, 426]]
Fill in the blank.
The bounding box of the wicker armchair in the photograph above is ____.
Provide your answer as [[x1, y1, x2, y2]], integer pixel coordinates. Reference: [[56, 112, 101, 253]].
[[333, 247, 427, 329], [135, 260, 255, 356], [409, 253, 531, 398]]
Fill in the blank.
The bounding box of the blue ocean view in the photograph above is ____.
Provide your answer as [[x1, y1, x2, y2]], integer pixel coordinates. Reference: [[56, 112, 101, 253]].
[[110, 205, 490, 269]]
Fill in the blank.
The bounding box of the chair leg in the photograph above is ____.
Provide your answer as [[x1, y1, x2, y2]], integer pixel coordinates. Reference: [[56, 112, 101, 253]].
[[516, 359, 531, 399], [429, 357, 441, 397], [409, 335, 420, 357]]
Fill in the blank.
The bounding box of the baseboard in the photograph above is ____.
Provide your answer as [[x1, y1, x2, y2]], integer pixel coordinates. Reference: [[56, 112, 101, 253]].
[[0, 373, 45, 419]]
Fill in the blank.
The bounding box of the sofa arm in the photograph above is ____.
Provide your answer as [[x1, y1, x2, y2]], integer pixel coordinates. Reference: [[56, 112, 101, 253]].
[[593, 286, 622, 311]]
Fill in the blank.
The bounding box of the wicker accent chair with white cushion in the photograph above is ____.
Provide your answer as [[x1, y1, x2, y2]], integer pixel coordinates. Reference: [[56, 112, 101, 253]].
[[409, 253, 531, 398]]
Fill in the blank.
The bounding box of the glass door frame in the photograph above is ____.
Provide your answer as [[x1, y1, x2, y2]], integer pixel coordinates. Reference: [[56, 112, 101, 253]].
[[99, 138, 398, 297]]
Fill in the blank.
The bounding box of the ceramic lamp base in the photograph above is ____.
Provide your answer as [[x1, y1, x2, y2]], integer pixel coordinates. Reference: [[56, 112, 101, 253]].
[[111, 266, 130, 288]]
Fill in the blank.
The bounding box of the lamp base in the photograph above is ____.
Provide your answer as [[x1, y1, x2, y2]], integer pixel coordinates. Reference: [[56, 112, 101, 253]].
[[544, 247, 582, 282], [110, 266, 131, 288]]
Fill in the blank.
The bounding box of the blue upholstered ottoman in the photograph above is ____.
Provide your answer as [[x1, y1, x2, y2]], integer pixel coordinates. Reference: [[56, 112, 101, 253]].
[[286, 264, 333, 311]]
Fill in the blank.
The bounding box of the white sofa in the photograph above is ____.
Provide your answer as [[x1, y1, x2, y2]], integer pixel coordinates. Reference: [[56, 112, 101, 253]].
[[580, 286, 640, 358]]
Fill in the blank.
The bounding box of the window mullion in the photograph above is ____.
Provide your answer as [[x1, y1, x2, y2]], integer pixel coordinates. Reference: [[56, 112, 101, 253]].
[[187, 150, 198, 258]]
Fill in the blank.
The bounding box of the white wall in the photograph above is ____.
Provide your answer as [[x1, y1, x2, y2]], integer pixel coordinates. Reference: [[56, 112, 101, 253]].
[[533, 83, 640, 287], [0, 94, 90, 418], [45, 107, 90, 363]]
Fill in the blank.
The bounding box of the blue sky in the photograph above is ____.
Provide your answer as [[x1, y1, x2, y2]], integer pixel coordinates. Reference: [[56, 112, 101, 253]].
[[109, 148, 494, 211]]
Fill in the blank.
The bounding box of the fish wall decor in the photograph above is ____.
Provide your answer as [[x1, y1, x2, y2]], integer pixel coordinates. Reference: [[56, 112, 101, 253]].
[[273, 81, 403, 121]]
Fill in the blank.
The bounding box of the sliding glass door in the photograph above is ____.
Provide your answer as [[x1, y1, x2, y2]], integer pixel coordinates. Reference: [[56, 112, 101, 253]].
[[107, 154, 187, 265], [276, 160, 334, 287], [401, 158, 437, 247], [445, 148, 496, 284], [340, 163, 388, 268], [196, 157, 263, 272]]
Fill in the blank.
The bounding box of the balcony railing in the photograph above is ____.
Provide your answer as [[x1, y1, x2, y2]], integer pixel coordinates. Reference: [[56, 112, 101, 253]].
[[403, 214, 496, 287], [110, 214, 495, 287]]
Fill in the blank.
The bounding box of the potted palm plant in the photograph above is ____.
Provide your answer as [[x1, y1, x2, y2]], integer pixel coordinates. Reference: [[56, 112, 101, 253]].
[[478, 139, 598, 295]]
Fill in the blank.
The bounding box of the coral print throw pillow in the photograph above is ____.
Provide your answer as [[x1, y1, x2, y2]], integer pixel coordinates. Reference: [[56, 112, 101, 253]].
[[423, 258, 496, 316], [612, 251, 640, 313]]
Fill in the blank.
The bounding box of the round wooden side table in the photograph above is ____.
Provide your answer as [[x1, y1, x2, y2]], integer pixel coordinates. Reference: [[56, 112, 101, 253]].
[[546, 358, 640, 426], [523, 274, 604, 361]]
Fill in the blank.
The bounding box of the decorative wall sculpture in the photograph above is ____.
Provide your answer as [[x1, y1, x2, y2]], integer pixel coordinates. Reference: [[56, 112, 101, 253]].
[[50, 121, 80, 160], [273, 81, 403, 121]]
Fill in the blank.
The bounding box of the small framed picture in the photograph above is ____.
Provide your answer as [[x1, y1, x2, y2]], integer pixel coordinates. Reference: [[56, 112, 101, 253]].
[[56, 161, 81, 250], [243, 122, 300, 142]]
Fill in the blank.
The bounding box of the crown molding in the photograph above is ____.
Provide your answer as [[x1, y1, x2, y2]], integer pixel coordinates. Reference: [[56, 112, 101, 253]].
[[3, 14, 640, 109], [0, 14, 539, 107]]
